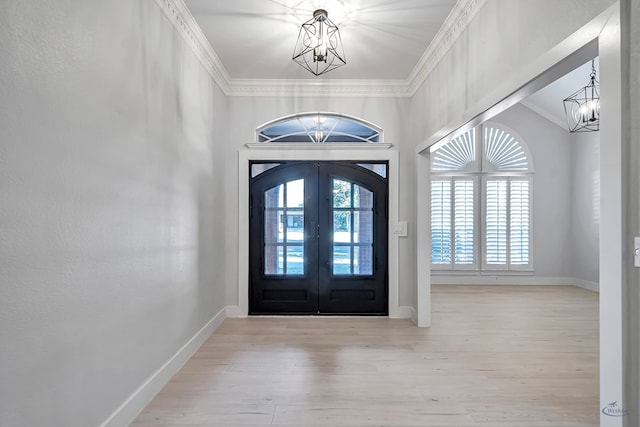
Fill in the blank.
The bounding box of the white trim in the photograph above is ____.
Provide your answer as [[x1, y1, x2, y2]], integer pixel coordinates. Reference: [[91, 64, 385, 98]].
[[225, 305, 245, 318], [228, 79, 411, 98], [245, 143, 394, 150], [573, 279, 599, 292], [238, 149, 400, 318], [406, 0, 488, 94], [99, 307, 227, 427], [416, 151, 432, 327], [397, 306, 417, 324], [152, 0, 232, 94], [431, 275, 584, 286], [431, 276, 598, 292], [598, 4, 624, 425], [154, 0, 487, 98]]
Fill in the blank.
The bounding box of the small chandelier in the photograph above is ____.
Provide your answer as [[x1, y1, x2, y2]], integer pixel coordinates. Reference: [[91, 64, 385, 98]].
[[292, 9, 346, 76], [563, 60, 600, 133], [312, 115, 327, 143]]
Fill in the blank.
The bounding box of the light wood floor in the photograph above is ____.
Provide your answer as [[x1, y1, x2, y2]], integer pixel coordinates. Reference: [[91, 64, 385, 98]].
[[131, 286, 599, 426]]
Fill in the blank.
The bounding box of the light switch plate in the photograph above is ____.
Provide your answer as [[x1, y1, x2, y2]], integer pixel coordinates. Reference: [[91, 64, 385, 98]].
[[394, 221, 408, 237], [635, 237, 640, 267]]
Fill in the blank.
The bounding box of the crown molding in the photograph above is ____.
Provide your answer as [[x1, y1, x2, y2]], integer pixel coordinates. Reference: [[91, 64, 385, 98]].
[[153, 0, 233, 94], [406, 0, 488, 94], [155, 0, 487, 98], [227, 79, 411, 98]]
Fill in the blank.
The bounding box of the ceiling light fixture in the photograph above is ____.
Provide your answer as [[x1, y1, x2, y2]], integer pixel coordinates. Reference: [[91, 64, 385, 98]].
[[312, 115, 327, 143], [292, 9, 346, 76], [563, 60, 600, 133]]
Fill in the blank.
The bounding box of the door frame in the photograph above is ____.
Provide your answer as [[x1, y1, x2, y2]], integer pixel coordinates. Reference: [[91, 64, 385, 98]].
[[238, 145, 400, 318]]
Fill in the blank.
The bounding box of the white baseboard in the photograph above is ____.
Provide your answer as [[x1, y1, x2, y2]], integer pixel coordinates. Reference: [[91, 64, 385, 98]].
[[431, 275, 599, 292], [397, 305, 417, 323], [572, 278, 599, 292], [431, 275, 573, 285], [225, 305, 245, 318], [100, 306, 227, 427]]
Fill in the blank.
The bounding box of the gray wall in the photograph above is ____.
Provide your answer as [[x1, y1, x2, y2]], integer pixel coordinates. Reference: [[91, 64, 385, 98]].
[[0, 1, 227, 426], [571, 132, 600, 285], [496, 105, 574, 277]]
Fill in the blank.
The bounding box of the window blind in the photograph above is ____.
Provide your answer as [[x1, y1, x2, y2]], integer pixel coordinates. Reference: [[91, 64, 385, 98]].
[[485, 179, 508, 265], [454, 180, 475, 265], [431, 180, 451, 264], [509, 180, 530, 265]]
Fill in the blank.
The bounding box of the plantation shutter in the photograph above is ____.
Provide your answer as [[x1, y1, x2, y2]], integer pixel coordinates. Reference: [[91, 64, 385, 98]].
[[431, 178, 476, 269], [453, 180, 475, 265], [485, 179, 508, 266], [431, 180, 451, 265], [431, 124, 532, 271], [509, 179, 530, 266]]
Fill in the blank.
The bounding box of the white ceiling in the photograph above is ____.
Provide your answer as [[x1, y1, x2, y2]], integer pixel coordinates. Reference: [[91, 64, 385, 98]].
[[179, 0, 597, 129], [182, 0, 458, 80]]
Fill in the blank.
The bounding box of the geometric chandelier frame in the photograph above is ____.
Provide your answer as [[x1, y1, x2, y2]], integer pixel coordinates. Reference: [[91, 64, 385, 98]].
[[292, 9, 346, 76], [563, 59, 600, 133]]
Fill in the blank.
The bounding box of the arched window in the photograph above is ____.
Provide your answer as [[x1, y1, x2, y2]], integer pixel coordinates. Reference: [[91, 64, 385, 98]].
[[431, 123, 533, 271], [256, 112, 383, 144]]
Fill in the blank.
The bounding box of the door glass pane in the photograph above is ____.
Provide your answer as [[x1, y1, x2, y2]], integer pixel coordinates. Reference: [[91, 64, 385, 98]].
[[354, 246, 373, 275], [264, 179, 305, 275], [265, 184, 284, 208], [287, 179, 304, 207], [264, 245, 284, 275], [332, 179, 374, 276], [287, 246, 304, 275], [333, 179, 351, 208], [264, 209, 284, 243], [333, 211, 351, 243], [357, 163, 387, 178], [353, 211, 373, 244], [333, 246, 352, 275], [354, 185, 373, 208], [286, 209, 304, 243], [251, 163, 281, 178]]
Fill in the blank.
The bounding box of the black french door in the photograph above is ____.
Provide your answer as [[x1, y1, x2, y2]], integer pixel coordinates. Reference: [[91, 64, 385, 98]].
[[249, 161, 388, 315]]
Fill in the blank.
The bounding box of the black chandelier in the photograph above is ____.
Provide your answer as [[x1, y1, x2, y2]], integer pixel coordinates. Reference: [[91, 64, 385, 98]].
[[563, 60, 600, 133], [292, 9, 346, 76]]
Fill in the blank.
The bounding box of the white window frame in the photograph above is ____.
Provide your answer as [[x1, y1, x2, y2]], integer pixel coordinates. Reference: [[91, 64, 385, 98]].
[[430, 123, 534, 272]]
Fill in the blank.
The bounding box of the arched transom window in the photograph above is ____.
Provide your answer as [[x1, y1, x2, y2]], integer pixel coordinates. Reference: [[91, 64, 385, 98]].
[[256, 112, 382, 144], [431, 124, 533, 271]]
